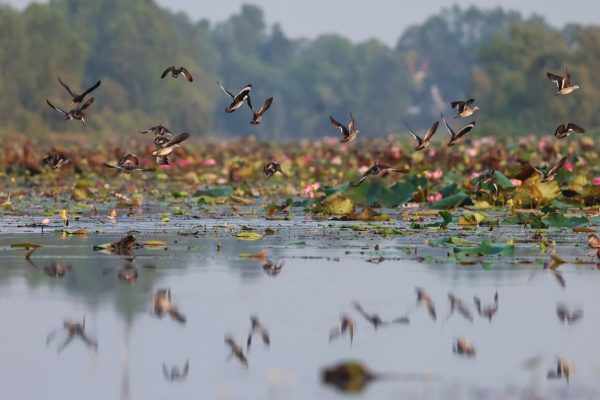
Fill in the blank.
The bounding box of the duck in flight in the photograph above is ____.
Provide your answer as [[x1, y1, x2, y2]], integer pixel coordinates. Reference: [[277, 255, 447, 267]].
[[46, 97, 94, 125], [57, 76, 101, 104], [328, 314, 356, 344], [406, 120, 439, 151], [441, 114, 476, 146], [103, 154, 155, 173], [533, 155, 568, 182], [263, 161, 285, 178], [547, 69, 580, 95], [139, 124, 172, 136], [330, 113, 358, 143], [352, 301, 409, 330], [250, 97, 273, 125], [217, 82, 253, 113], [246, 316, 270, 351], [161, 66, 193, 82], [42, 153, 70, 170], [554, 123, 585, 139], [152, 132, 190, 165], [451, 98, 479, 118], [351, 161, 407, 187]]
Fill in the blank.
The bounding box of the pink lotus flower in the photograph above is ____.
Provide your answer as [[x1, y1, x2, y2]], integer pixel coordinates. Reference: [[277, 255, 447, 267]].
[[593, 177, 600, 186], [563, 160, 574, 172], [176, 159, 191, 168], [510, 179, 522, 187], [303, 156, 316, 165], [304, 182, 321, 199], [426, 168, 443, 180], [469, 172, 483, 180], [217, 178, 228, 185], [201, 158, 217, 168], [427, 192, 442, 203], [466, 148, 478, 157]]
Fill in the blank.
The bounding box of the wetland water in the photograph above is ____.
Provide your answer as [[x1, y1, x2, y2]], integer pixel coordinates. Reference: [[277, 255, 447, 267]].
[[1, 207, 599, 399]]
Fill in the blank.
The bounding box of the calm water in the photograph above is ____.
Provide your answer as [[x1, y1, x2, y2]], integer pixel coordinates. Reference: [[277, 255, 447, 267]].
[[1, 211, 599, 399]]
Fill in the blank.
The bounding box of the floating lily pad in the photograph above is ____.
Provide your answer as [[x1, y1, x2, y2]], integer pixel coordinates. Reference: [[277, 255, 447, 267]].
[[430, 191, 470, 209], [542, 213, 589, 228]]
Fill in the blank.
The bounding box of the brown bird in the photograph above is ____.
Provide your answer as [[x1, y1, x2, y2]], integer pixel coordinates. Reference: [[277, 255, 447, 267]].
[[153, 288, 186, 324], [218, 82, 253, 113], [152, 132, 190, 165], [547, 69, 580, 95], [588, 234, 600, 248], [258, 257, 284, 277], [352, 301, 409, 329], [451, 98, 479, 118], [225, 336, 248, 366], [250, 97, 273, 124], [57, 76, 101, 104], [442, 114, 476, 146], [351, 161, 408, 187], [330, 113, 359, 143], [47, 97, 94, 125], [406, 121, 439, 151], [246, 316, 270, 351], [117, 261, 138, 284], [554, 123, 585, 139], [533, 155, 568, 183], [46, 316, 98, 353], [103, 154, 156, 173], [473, 292, 499, 321], [263, 161, 285, 178], [453, 338, 476, 356], [42, 153, 70, 170], [556, 303, 583, 324], [161, 66, 193, 82], [416, 287, 436, 321], [329, 314, 356, 344], [162, 360, 190, 382]]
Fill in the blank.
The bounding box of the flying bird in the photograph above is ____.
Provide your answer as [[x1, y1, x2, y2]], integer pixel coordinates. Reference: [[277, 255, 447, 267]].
[[329, 314, 356, 344], [46, 97, 94, 125], [103, 154, 155, 173], [161, 66, 193, 82], [153, 288, 186, 324], [554, 123, 585, 139], [263, 161, 285, 178], [351, 161, 407, 187], [533, 155, 568, 182], [217, 82, 253, 113], [42, 153, 70, 170], [57, 76, 101, 104], [451, 98, 479, 118], [444, 293, 473, 323], [352, 301, 409, 329], [556, 303, 583, 324], [330, 113, 358, 143], [442, 114, 475, 146], [406, 120, 439, 151], [416, 287, 437, 321], [547, 69, 580, 95], [46, 316, 98, 353], [139, 124, 172, 136], [225, 336, 248, 366], [250, 97, 273, 124]]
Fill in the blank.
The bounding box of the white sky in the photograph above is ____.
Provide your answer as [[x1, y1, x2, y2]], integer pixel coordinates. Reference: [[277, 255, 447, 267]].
[[3, 0, 598, 46]]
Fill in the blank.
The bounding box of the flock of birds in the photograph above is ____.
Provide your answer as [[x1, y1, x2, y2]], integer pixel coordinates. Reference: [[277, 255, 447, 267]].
[[41, 64, 584, 193], [36, 64, 588, 389]]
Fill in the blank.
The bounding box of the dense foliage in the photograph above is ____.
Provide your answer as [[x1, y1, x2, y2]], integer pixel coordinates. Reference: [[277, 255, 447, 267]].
[[0, 1, 598, 140]]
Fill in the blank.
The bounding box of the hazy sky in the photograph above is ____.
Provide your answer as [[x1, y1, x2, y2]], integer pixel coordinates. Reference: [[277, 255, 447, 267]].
[[4, 0, 598, 45]]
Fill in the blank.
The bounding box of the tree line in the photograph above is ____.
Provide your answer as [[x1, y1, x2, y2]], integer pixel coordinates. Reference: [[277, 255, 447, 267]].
[[0, 0, 598, 141]]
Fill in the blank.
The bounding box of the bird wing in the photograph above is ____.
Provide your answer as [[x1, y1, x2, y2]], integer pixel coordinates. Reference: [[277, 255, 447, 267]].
[[119, 154, 140, 168], [348, 112, 355, 133], [80, 80, 101, 98], [423, 120, 439, 142], [548, 156, 568, 176], [450, 100, 464, 111], [79, 97, 95, 111], [564, 69, 571, 87], [465, 98, 475, 106], [441, 113, 456, 137], [164, 132, 190, 147], [554, 124, 567, 137], [566, 123, 585, 133], [256, 97, 273, 116], [57, 76, 76, 98], [405, 122, 423, 145], [161, 66, 176, 79], [180, 67, 193, 82], [454, 121, 476, 140], [245, 94, 254, 111], [217, 81, 235, 98], [330, 116, 349, 137], [546, 72, 564, 90], [46, 99, 67, 115]]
